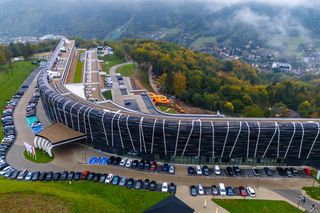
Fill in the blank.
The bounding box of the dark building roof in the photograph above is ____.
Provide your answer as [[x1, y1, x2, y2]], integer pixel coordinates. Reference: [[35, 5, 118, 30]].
[[144, 196, 194, 213]]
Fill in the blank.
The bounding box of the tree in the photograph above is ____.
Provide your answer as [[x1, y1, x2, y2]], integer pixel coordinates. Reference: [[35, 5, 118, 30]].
[[242, 104, 264, 117], [192, 93, 203, 107], [232, 99, 245, 113], [173, 72, 187, 97], [223, 101, 234, 113], [298, 101, 313, 118], [158, 73, 167, 93]]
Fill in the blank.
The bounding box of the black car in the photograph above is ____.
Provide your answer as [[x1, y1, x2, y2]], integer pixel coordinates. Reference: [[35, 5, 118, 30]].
[[32, 171, 40, 181], [233, 165, 241, 175], [38, 172, 47, 181], [168, 183, 176, 194], [67, 172, 75, 180], [139, 160, 145, 170], [99, 174, 108, 183], [53, 172, 61, 181], [162, 163, 169, 173], [74, 172, 81, 181], [131, 160, 139, 168], [226, 167, 234, 176], [126, 178, 134, 188], [87, 172, 95, 181], [60, 171, 68, 180], [134, 179, 143, 190], [108, 156, 116, 164], [276, 167, 285, 176], [284, 168, 293, 177], [10, 170, 20, 179], [264, 167, 273, 176], [46, 172, 53, 181], [144, 179, 150, 189], [202, 166, 210, 176], [144, 161, 151, 170], [93, 173, 101, 181], [190, 185, 197, 196], [290, 167, 298, 176], [149, 181, 157, 191], [114, 157, 122, 165]]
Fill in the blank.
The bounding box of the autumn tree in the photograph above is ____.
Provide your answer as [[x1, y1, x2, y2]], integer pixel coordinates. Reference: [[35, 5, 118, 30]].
[[173, 72, 187, 97]]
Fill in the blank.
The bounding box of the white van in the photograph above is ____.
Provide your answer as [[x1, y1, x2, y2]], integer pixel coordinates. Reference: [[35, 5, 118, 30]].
[[219, 183, 226, 196]]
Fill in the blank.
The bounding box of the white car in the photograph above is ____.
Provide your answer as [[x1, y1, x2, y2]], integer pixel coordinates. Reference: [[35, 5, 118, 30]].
[[0, 166, 11, 175], [246, 186, 256, 197], [214, 165, 221, 175], [120, 158, 127, 166], [196, 165, 202, 175], [198, 184, 204, 195], [219, 183, 226, 196], [169, 164, 175, 174], [105, 174, 113, 184], [161, 182, 168, 192], [25, 172, 33, 180], [125, 159, 133, 168]]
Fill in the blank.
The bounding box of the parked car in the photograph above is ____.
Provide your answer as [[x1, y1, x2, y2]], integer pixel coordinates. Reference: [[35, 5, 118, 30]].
[[188, 167, 194, 175], [120, 158, 127, 166], [126, 178, 134, 189], [53, 172, 61, 181], [99, 174, 108, 183], [162, 163, 169, 172], [61, 171, 68, 180], [114, 157, 121, 165], [168, 183, 176, 194], [161, 182, 168, 192], [202, 165, 210, 176], [112, 176, 120, 185], [239, 186, 248, 197], [105, 174, 113, 184], [284, 168, 293, 177], [119, 176, 127, 186], [190, 185, 197, 196], [10, 170, 20, 179], [17, 169, 28, 180], [150, 161, 157, 171], [276, 167, 285, 176], [196, 165, 202, 175], [25, 171, 33, 180], [125, 159, 133, 168], [304, 168, 312, 176], [1, 166, 13, 175], [139, 160, 145, 170], [87, 172, 95, 181], [46, 172, 53, 181], [233, 165, 241, 175], [67, 171, 75, 180], [252, 167, 261, 176], [198, 184, 204, 195], [246, 186, 256, 197], [149, 181, 157, 191], [169, 164, 175, 174], [135, 179, 143, 190], [81, 171, 90, 180], [290, 167, 298, 176], [211, 185, 219, 195], [93, 173, 101, 181], [219, 183, 226, 196], [214, 165, 221, 175], [131, 160, 139, 168], [32, 172, 40, 181], [226, 167, 234, 176], [226, 187, 234, 196], [74, 172, 81, 181], [108, 156, 115, 164], [144, 179, 150, 189], [264, 167, 273, 176], [38, 172, 47, 181], [144, 161, 151, 170]]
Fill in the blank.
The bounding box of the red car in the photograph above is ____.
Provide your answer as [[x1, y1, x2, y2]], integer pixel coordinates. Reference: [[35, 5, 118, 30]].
[[150, 161, 157, 171], [81, 170, 90, 179], [239, 186, 248, 197], [304, 168, 312, 176]]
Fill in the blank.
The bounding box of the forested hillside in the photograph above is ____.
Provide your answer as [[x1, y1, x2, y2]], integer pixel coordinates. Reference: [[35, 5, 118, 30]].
[[106, 39, 320, 118]]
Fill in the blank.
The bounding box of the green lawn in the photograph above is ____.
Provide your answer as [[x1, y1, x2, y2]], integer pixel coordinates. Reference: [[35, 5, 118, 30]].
[[213, 199, 304, 213], [157, 105, 177, 114], [0, 177, 169, 213], [102, 90, 112, 100], [100, 54, 124, 74], [303, 187, 320, 200], [116, 63, 135, 77], [132, 69, 154, 92], [0, 61, 37, 140], [73, 50, 84, 83], [24, 148, 54, 163]]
